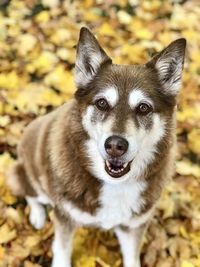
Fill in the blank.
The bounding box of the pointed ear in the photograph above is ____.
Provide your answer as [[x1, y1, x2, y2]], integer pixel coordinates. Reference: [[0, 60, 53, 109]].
[[146, 38, 186, 95], [75, 27, 112, 88]]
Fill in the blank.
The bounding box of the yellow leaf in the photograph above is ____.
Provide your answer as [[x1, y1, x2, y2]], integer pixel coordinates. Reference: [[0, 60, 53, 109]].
[[95, 257, 110, 267], [17, 34, 37, 56], [24, 235, 41, 248], [0, 173, 5, 187], [0, 71, 28, 90], [117, 10, 132, 25], [159, 195, 175, 219], [98, 23, 116, 37], [0, 103, 3, 115], [180, 226, 189, 239], [0, 224, 17, 244], [57, 48, 70, 61], [134, 28, 153, 40], [9, 85, 41, 113], [121, 44, 146, 63], [190, 232, 200, 245], [193, 257, 200, 267], [177, 106, 200, 123], [142, 0, 161, 11], [35, 11, 50, 23], [0, 153, 14, 173], [39, 89, 63, 107], [42, 0, 59, 8], [82, 0, 93, 8], [84, 10, 99, 22], [0, 245, 5, 260], [24, 261, 41, 267], [51, 28, 71, 45], [31, 51, 58, 74], [76, 255, 96, 267], [171, 5, 198, 30], [182, 29, 200, 42], [158, 32, 173, 46], [0, 115, 10, 127], [44, 65, 75, 94], [6, 207, 23, 224], [2, 190, 18, 205], [188, 129, 200, 156], [176, 160, 200, 178], [181, 261, 194, 267], [10, 243, 30, 259]]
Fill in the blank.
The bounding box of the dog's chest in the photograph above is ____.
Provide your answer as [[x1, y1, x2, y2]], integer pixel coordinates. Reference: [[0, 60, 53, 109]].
[[63, 180, 146, 229], [97, 181, 146, 229]]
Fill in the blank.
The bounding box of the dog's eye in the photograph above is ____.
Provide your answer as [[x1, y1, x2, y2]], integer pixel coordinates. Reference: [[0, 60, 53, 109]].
[[95, 98, 110, 111], [136, 103, 153, 115]]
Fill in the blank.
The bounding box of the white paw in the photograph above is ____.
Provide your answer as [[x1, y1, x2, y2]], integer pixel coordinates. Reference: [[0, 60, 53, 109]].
[[124, 259, 141, 267], [52, 240, 72, 267], [29, 204, 46, 230], [134, 262, 141, 267], [51, 257, 71, 267]]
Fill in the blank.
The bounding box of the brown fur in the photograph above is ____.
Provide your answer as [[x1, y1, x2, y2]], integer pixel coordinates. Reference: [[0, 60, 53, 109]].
[[7, 162, 36, 197]]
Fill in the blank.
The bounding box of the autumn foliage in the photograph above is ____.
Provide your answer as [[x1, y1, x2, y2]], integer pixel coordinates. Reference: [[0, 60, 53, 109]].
[[0, 1, 200, 267]]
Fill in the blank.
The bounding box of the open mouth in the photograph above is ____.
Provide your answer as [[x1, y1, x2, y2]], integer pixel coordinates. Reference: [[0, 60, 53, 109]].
[[105, 159, 131, 178]]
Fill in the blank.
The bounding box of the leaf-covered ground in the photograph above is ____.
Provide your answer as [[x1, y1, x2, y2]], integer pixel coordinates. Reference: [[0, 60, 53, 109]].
[[0, 1, 200, 267]]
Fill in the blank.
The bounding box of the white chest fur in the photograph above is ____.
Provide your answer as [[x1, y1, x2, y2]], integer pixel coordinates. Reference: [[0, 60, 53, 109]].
[[63, 180, 151, 230]]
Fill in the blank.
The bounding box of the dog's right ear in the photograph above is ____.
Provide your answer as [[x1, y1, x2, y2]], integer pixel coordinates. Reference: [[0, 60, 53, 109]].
[[75, 27, 112, 88]]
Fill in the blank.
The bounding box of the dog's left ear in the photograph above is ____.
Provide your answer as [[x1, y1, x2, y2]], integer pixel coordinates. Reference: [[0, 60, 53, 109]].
[[146, 38, 186, 96], [75, 27, 112, 88]]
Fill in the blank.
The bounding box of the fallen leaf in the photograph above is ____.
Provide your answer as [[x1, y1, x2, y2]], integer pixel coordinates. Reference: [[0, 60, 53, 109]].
[[0, 224, 17, 244]]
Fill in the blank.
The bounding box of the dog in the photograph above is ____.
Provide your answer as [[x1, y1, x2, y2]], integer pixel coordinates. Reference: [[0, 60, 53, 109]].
[[8, 27, 186, 267]]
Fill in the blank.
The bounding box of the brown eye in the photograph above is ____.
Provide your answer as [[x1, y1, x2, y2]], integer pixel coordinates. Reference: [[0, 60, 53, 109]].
[[95, 98, 110, 111], [136, 103, 153, 115]]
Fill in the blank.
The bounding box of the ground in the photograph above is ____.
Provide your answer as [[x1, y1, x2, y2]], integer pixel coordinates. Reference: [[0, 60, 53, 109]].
[[0, 1, 200, 267]]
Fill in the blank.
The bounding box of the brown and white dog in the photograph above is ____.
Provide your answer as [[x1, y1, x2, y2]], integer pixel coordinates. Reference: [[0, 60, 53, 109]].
[[8, 28, 186, 267]]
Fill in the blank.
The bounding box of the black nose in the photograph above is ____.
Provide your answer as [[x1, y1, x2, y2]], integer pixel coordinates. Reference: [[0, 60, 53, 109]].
[[105, 135, 129, 157]]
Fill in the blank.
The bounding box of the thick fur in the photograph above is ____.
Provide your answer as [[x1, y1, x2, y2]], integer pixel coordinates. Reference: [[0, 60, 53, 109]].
[[8, 28, 186, 267]]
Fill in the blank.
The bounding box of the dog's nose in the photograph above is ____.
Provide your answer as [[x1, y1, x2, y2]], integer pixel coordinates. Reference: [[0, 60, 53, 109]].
[[105, 135, 128, 157]]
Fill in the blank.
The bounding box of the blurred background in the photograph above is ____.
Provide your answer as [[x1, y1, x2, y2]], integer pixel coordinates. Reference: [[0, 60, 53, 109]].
[[0, 0, 200, 267]]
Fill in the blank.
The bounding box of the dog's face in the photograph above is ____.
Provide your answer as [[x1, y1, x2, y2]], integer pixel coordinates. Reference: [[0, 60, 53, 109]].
[[74, 28, 186, 184]]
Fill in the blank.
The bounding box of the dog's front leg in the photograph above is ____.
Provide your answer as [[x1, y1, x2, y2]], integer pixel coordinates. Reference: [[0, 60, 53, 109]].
[[115, 224, 147, 267], [52, 209, 76, 267]]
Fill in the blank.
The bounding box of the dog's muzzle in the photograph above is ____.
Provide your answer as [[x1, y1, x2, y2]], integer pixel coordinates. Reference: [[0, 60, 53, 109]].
[[104, 135, 131, 178]]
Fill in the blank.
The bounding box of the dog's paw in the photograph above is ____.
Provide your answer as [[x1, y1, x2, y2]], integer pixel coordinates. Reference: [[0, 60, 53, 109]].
[[51, 258, 71, 267], [124, 259, 141, 267], [29, 204, 46, 230], [52, 241, 72, 267]]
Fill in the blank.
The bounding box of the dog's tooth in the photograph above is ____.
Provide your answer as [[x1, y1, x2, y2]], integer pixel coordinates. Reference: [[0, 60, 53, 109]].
[[123, 162, 128, 168]]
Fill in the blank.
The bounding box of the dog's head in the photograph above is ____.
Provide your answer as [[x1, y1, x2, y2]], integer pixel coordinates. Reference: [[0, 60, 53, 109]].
[[74, 27, 186, 184]]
